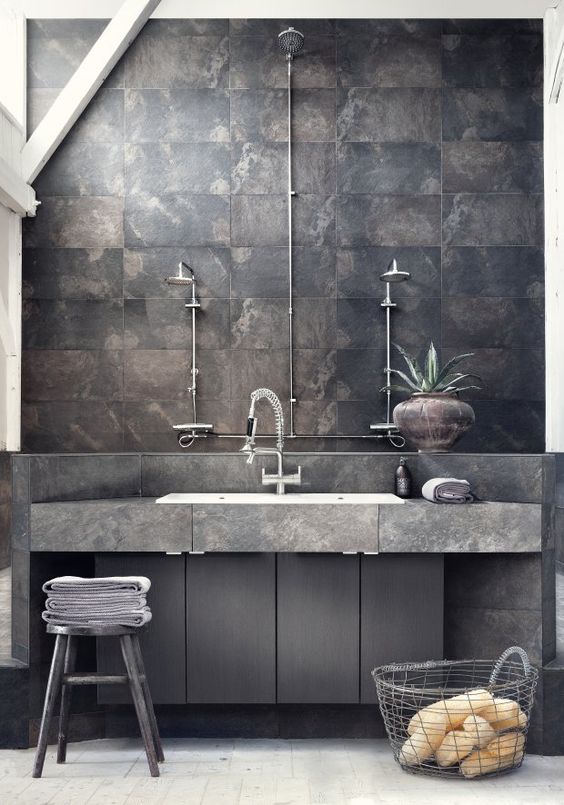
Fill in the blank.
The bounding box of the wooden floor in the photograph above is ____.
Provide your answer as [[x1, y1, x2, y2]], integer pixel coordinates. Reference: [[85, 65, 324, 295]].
[[1, 738, 564, 804]]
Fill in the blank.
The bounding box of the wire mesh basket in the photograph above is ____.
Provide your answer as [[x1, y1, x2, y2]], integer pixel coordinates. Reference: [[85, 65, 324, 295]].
[[372, 646, 538, 779]]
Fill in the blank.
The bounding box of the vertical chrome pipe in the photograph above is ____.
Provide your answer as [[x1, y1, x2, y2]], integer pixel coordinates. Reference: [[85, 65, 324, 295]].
[[287, 57, 296, 437], [385, 281, 392, 425]]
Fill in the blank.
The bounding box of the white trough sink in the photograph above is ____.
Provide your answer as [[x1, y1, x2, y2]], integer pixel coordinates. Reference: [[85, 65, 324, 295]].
[[156, 492, 404, 505]]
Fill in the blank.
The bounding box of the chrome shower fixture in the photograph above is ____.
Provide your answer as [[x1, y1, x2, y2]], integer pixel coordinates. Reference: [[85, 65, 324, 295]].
[[370, 258, 411, 448], [164, 262, 213, 448], [278, 27, 304, 60]]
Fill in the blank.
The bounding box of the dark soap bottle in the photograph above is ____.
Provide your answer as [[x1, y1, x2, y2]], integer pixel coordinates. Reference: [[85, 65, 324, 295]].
[[395, 457, 412, 499]]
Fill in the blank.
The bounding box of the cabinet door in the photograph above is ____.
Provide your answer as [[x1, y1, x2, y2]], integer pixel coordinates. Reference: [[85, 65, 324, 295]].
[[277, 553, 360, 704], [186, 553, 276, 703], [360, 554, 444, 703], [96, 554, 186, 704]]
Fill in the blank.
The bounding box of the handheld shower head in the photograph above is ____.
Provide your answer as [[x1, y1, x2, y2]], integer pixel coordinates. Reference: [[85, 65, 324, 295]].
[[379, 258, 411, 283], [278, 27, 304, 60], [164, 261, 194, 286]]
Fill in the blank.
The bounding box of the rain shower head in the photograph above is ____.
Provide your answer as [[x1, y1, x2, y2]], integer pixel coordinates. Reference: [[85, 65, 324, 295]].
[[278, 27, 304, 59], [379, 258, 411, 283], [164, 261, 194, 286]]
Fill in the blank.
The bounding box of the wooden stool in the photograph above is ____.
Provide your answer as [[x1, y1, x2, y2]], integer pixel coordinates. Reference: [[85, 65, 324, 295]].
[[33, 624, 164, 778]]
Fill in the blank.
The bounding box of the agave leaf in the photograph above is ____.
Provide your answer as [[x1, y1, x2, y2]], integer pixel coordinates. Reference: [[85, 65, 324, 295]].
[[392, 343, 424, 386], [424, 342, 439, 390], [434, 373, 481, 392], [388, 368, 421, 392], [380, 384, 414, 394], [434, 352, 475, 387], [451, 385, 482, 394]]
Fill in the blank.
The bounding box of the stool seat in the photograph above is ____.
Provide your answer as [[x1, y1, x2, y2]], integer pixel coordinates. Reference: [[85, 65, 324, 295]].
[[46, 624, 142, 637], [33, 623, 163, 778]]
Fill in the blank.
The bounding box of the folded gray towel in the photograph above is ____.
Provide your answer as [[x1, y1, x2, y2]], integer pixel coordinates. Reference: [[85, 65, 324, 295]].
[[45, 595, 147, 613], [422, 477, 474, 504], [41, 609, 152, 628], [43, 576, 151, 595]]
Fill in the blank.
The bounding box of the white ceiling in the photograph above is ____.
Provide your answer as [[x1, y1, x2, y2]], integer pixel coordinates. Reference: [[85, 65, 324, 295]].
[[16, 0, 558, 20]]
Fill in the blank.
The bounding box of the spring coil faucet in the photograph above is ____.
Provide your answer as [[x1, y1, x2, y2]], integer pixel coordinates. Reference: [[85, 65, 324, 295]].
[[241, 389, 301, 495]]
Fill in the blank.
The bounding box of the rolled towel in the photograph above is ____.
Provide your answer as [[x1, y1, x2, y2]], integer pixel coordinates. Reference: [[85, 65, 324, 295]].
[[421, 477, 474, 504], [43, 576, 151, 594]]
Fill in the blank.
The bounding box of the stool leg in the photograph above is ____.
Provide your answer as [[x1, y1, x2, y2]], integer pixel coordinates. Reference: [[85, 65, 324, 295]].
[[57, 635, 77, 763], [131, 634, 164, 762], [33, 633, 68, 778], [120, 634, 159, 777]]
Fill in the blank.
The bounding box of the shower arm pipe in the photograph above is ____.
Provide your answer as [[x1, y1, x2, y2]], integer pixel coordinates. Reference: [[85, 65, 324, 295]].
[[187, 275, 198, 424], [287, 56, 296, 438], [384, 281, 392, 425]]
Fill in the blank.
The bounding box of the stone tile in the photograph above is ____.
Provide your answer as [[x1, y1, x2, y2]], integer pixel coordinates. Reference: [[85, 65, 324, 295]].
[[337, 247, 441, 298], [293, 298, 337, 348], [414, 454, 544, 503], [445, 553, 542, 610], [22, 299, 123, 350], [22, 350, 123, 401], [442, 142, 543, 193], [22, 402, 124, 452], [124, 246, 230, 299], [34, 142, 124, 196], [10, 504, 30, 552], [293, 143, 336, 194], [231, 195, 287, 246], [230, 349, 289, 400], [28, 87, 124, 140], [294, 400, 337, 435], [230, 89, 287, 142], [337, 297, 440, 350], [442, 193, 544, 246], [27, 20, 115, 88], [23, 247, 123, 300], [230, 35, 336, 89], [142, 19, 229, 36], [337, 400, 388, 436], [442, 87, 543, 141], [442, 246, 544, 297], [336, 349, 387, 401], [443, 19, 543, 34], [29, 454, 141, 502], [445, 605, 542, 666], [293, 195, 336, 247], [231, 142, 287, 194], [30, 499, 192, 552], [124, 350, 190, 401], [293, 350, 337, 400], [337, 87, 441, 142], [126, 142, 230, 195], [337, 20, 442, 36], [337, 195, 441, 247], [124, 193, 230, 247], [454, 400, 545, 453], [23, 197, 124, 248], [230, 247, 289, 297], [230, 298, 288, 349], [125, 34, 229, 88], [293, 248, 336, 297], [442, 34, 542, 87], [125, 88, 230, 142], [293, 89, 337, 141], [337, 142, 440, 194], [11, 456, 30, 505], [230, 19, 336, 36], [441, 347, 545, 401], [123, 400, 230, 451], [337, 35, 441, 88], [124, 298, 230, 350], [442, 297, 544, 349]]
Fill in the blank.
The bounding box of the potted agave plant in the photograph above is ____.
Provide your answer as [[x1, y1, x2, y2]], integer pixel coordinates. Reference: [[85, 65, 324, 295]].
[[386, 342, 481, 452]]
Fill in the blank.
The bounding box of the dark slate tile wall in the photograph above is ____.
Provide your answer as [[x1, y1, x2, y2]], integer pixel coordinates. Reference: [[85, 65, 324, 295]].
[[21, 18, 544, 452], [0, 453, 11, 570]]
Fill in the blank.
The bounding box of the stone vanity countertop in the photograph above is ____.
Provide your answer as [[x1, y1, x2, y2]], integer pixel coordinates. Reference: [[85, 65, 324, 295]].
[[27, 497, 543, 554]]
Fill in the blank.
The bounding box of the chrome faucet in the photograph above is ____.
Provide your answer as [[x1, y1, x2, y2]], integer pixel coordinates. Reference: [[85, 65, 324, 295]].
[[240, 388, 302, 495]]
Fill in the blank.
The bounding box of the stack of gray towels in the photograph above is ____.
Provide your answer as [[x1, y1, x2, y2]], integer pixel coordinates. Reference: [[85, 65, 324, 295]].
[[42, 576, 152, 627]]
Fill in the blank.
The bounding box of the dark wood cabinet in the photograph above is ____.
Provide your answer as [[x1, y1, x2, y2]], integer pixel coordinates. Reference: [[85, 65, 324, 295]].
[[186, 553, 276, 703], [360, 554, 444, 703], [277, 553, 360, 704], [95, 554, 186, 704]]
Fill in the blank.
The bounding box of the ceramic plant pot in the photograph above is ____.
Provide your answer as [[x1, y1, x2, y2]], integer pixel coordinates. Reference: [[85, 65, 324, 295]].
[[393, 392, 475, 452]]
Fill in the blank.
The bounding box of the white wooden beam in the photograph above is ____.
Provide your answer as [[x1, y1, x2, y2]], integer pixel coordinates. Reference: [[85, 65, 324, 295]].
[[0, 206, 21, 452], [548, 10, 564, 102], [0, 154, 36, 216], [21, 0, 161, 184]]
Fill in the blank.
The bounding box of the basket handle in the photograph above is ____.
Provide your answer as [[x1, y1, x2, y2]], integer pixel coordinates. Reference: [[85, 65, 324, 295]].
[[489, 646, 533, 685]]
